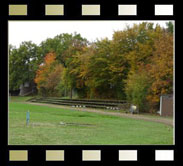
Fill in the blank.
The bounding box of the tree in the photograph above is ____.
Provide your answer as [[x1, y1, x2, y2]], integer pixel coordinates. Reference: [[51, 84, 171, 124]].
[[64, 46, 91, 98], [34, 52, 63, 96], [125, 69, 151, 112], [60, 38, 88, 98], [113, 23, 164, 73], [83, 39, 128, 99], [39, 33, 88, 98], [39, 33, 88, 67], [147, 32, 173, 108], [9, 41, 40, 90], [166, 21, 174, 34]]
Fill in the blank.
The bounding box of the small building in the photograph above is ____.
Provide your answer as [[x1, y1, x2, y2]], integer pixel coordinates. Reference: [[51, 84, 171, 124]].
[[159, 94, 173, 117], [19, 81, 37, 96]]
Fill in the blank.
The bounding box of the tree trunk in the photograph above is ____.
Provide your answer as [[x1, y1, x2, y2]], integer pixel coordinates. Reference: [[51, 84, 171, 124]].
[[70, 88, 72, 99], [64, 88, 66, 97]]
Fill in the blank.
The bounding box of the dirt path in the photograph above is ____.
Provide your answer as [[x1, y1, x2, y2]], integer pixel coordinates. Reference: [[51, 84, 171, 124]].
[[26, 102, 173, 127]]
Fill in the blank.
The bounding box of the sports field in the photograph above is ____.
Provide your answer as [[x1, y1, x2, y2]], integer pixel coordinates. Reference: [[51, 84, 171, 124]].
[[8, 97, 173, 145]]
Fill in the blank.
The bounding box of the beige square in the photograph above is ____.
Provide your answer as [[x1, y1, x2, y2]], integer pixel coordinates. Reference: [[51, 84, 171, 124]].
[[82, 5, 100, 15], [46, 150, 64, 161], [9, 150, 28, 161], [119, 150, 137, 161], [45, 5, 64, 15], [9, 5, 27, 16], [118, 5, 137, 15], [82, 150, 101, 161]]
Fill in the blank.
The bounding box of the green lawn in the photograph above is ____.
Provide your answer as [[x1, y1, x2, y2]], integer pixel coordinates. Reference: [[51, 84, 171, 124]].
[[9, 97, 173, 145]]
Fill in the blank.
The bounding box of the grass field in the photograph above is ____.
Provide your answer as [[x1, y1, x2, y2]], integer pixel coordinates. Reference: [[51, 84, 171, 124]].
[[9, 97, 173, 145]]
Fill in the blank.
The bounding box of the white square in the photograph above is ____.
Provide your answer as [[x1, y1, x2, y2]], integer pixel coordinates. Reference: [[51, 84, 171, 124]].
[[155, 150, 174, 161], [118, 5, 137, 15], [155, 5, 173, 15], [119, 150, 137, 161]]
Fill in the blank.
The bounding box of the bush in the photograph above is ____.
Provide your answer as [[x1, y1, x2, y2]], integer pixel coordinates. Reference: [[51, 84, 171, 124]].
[[125, 72, 151, 112]]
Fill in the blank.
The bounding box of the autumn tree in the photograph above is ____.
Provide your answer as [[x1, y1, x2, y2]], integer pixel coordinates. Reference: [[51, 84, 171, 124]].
[[147, 32, 173, 108], [60, 38, 88, 98], [38, 33, 88, 98], [34, 52, 63, 96], [39, 33, 88, 67], [80, 38, 129, 99], [113, 22, 164, 73], [63, 46, 91, 98]]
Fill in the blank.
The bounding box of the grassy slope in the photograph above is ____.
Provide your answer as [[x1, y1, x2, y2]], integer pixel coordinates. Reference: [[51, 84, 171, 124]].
[[9, 97, 173, 145]]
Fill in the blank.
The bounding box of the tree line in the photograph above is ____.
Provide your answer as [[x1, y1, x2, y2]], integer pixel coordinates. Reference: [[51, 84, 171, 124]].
[[9, 22, 173, 112]]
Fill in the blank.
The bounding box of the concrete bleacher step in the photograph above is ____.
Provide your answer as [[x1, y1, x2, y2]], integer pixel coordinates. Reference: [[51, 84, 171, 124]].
[[35, 99, 119, 107], [28, 97, 128, 110]]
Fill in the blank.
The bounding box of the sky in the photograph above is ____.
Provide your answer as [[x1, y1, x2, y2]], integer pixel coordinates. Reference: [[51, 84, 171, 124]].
[[9, 21, 170, 48]]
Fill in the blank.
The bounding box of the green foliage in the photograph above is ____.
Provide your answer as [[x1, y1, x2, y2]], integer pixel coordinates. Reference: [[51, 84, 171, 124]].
[[39, 33, 88, 67], [125, 71, 151, 112], [9, 41, 40, 90], [84, 39, 128, 99], [166, 21, 174, 34]]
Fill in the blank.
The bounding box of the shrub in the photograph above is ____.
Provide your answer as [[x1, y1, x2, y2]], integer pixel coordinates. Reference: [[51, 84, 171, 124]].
[[125, 71, 151, 112]]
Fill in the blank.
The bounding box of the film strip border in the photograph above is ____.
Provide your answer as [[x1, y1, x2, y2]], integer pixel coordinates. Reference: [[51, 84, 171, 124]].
[[1, 1, 179, 166], [8, 4, 174, 16], [5, 0, 176, 20], [7, 149, 175, 162]]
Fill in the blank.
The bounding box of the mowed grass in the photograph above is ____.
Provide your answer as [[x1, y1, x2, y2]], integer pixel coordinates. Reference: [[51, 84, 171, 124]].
[[9, 97, 173, 145]]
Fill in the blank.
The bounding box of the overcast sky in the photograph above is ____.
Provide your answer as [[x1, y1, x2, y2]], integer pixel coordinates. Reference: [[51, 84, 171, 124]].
[[9, 21, 170, 48]]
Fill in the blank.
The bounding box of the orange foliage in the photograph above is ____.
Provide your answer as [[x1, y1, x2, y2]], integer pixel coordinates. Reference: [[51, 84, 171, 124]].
[[34, 52, 57, 89], [147, 33, 173, 105]]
